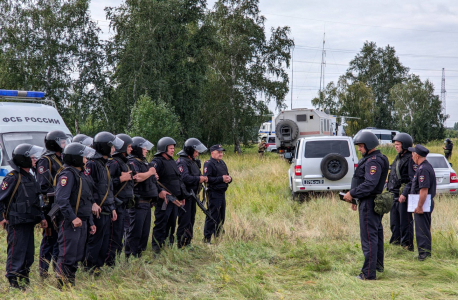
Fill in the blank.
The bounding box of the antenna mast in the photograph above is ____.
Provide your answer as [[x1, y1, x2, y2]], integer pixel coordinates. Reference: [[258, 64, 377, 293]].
[[441, 68, 446, 119], [319, 32, 326, 109], [291, 46, 294, 109]]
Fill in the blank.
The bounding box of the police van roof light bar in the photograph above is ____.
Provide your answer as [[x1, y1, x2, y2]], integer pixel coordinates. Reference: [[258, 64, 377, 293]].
[[0, 90, 46, 98]]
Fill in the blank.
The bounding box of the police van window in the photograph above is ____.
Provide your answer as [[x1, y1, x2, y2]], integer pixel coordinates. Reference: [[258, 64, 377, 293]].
[[304, 140, 351, 158], [268, 137, 275, 143], [428, 156, 449, 169], [296, 114, 307, 122], [2, 132, 47, 164], [381, 134, 392, 140], [309, 115, 314, 119]]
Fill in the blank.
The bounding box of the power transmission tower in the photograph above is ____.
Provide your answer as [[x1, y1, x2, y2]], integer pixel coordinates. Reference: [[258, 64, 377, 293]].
[[441, 68, 446, 117], [319, 32, 326, 109]]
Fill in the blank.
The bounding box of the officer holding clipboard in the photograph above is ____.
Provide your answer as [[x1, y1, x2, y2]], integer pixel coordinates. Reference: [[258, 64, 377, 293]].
[[404, 144, 436, 261]]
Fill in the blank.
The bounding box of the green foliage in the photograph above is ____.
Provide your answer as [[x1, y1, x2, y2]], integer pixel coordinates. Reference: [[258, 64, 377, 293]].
[[344, 41, 409, 129], [0, 0, 106, 134], [105, 0, 212, 137], [391, 75, 447, 144], [453, 122, 458, 131], [128, 94, 182, 146], [203, 0, 294, 152]]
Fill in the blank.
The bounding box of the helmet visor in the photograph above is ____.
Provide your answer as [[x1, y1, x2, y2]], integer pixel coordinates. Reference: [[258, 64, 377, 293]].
[[26, 145, 44, 160], [141, 140, 154, 151], [81, 146, 96, 159], [109, 136, 125, 150], [194, 144, 208, 154], [80, 136, 93, 146], [56, 136, 72, 149]]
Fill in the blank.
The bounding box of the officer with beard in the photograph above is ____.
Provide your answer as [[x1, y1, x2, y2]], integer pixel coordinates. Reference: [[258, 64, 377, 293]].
[[150, 137, 184, 253], [55, 143, 97, 288], [83, 132, 123, 273], [343, 132, 389, 280], [387, 133, 416, 251], [176, 138, 208, 248], [125, 137, 158, 258], [36, 130, 71, 279], [106, 134, 135, 265], [0, 144, 47, 289]]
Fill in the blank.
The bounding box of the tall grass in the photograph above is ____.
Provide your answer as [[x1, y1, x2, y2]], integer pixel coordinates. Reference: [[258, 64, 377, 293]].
[[0, 145, 457, 299]]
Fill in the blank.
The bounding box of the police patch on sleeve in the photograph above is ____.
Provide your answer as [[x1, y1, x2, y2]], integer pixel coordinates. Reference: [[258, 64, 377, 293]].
[[38, 166, 45, 174], [413, 164, 418, 171], [370, 165, 377, 175], [178, 166, 184, 173], [60, 176, 68, 187], [84, 168, 91, 176], [419, 175, 425, 183], [1, 181, 8, 190], [204, 167, 207, 173]]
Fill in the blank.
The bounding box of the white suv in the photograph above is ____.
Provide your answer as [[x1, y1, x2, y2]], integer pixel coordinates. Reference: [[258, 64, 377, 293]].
[[288, 136, 359, 199]]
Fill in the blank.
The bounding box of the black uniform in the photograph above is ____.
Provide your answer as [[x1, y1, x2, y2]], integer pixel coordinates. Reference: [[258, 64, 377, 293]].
[[55, 166, 94, 284], [125, 156, 158, 257], [408, 160, 436, 258], [387, 151, 416, 250], [0, 169, 44, 286], [176, 155, 201, 247], [36, 152, 64, 276], [349, 150, 389, 280], [106, 153, 135, 264], [84, 157, 116, 270], [445, 142, 453, 160], [203, 158, 232, 242], [151, 155, 183, 252]]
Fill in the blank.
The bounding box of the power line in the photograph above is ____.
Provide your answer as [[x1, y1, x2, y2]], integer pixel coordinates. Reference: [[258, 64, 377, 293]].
[[264, 13, 458, 34]]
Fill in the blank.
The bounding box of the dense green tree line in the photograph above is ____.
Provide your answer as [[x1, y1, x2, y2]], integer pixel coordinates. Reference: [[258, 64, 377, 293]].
[[0, 0, 293, 152], [312, 41, 447, 143]]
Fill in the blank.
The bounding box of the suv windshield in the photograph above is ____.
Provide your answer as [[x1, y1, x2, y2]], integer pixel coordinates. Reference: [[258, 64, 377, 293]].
[[304, 140, 350, 158], [428, 156, 449, 169], [1, 132, 47, 166]]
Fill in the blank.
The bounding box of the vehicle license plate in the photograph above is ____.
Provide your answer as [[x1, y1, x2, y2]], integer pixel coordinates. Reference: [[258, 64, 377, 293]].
[[304, 179, 324, 185]]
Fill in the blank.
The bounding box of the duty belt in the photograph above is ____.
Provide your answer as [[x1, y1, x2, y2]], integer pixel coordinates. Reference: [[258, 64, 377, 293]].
[[138, 199, 152, 204]]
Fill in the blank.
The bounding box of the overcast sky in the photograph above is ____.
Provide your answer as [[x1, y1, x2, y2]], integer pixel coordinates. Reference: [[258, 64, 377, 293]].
[[90, 0, 458, 127]]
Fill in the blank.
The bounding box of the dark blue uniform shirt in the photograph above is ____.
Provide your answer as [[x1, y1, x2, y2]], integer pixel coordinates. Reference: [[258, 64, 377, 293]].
[[350, 150, 389, 199], [410, 160, 436, 199]]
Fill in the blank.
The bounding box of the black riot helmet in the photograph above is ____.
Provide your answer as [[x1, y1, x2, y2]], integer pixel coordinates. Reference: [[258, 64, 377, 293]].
[[73, 134, 94, 147], [354, 131, 379, 154], [45, 130, 72, 153], [445, 138, 452, 144], [154, 137, 176, 156], [178, 138, 208, 157], [393, 132, 413, 150], [63, 142, 96, 168], [93, 131, 124, 156], [131, 137, 154, 159], [12, 143, 44, 168], [115, 134, 133, 154]]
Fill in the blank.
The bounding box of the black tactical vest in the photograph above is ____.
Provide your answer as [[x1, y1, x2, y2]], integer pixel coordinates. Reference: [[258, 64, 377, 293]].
[[112, 156, 134, 199], [129, 157, 158, 199], [156, 156, 181, 196], [387, 152, 412, 193], [65, 167, 93, 219], [180, 156, 201, 193], [7, 171, 42, 226], [93, 159, 114, 207]]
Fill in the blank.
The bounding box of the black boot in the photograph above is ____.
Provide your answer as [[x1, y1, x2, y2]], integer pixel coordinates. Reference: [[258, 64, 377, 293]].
[[8, 276, 23, 290]]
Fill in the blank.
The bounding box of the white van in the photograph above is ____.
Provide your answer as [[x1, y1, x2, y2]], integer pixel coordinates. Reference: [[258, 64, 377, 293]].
[[354, 128, 399, 145], [0, 90, 72, 181]]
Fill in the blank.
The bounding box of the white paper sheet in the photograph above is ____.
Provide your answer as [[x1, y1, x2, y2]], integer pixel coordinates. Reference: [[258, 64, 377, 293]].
[[407, 194, 431, 212]]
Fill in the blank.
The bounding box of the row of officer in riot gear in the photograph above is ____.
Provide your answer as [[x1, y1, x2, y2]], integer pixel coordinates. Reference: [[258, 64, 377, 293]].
[[0, 131, 231, 289]]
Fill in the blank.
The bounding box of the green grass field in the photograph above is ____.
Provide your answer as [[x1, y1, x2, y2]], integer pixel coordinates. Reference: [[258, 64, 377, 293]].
[[1, 143, 457, 299]]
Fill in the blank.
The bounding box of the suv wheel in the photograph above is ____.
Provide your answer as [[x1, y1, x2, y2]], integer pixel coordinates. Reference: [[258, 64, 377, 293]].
[[320, 153, 348, 181]]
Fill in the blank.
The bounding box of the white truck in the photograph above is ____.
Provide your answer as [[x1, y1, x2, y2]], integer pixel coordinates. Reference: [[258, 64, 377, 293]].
[[258, 116, 276, 141], [0, 90, 72, 181], [275, 108, 338, 154]]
